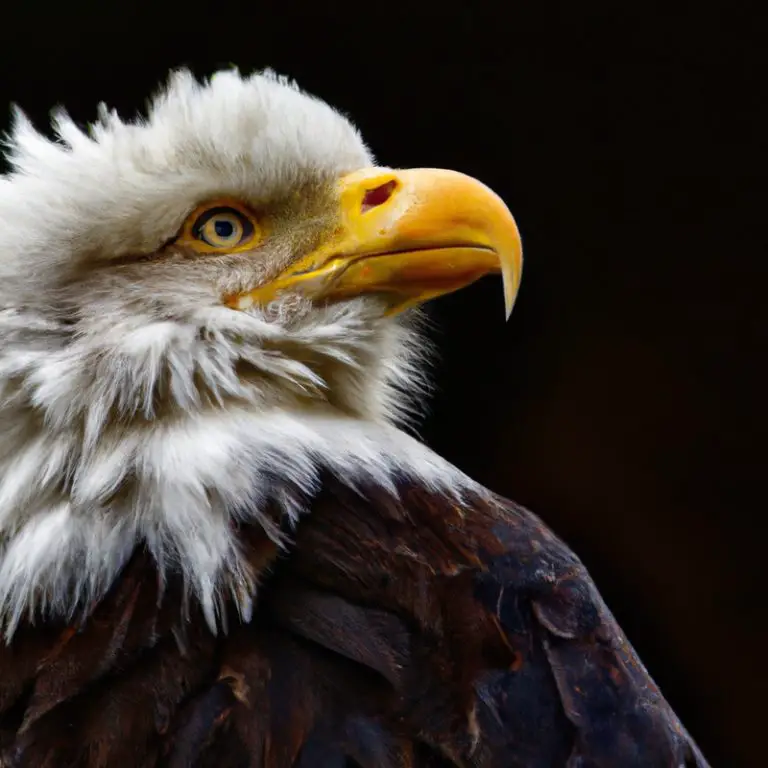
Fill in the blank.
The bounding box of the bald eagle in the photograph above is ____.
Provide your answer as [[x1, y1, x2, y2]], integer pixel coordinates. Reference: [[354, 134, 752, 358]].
[[0, 70, 707, 767]]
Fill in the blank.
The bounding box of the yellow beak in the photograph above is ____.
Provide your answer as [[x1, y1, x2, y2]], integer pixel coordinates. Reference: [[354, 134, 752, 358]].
[[230, 167, 523, 318]]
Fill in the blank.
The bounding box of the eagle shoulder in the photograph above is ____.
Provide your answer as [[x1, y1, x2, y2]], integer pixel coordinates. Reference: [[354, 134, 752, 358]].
[[271, 475, 709, 767], [0, 472, 708, 767]]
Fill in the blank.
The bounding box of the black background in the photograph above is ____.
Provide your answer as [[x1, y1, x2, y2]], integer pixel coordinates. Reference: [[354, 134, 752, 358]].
[[0, 2, 763, 765]]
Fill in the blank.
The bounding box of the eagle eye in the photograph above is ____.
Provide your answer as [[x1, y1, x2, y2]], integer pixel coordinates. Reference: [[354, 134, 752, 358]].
[[176, 200, 261, 254], [195, 208, 252, 248]]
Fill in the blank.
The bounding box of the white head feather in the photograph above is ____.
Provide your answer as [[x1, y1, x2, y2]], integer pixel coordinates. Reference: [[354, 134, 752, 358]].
[[0, 69, 474, 637]]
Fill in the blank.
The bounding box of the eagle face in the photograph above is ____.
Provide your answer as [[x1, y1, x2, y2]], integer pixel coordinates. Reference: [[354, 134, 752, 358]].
[[0, 69, 521, 634], [0, 70, 397, 431]]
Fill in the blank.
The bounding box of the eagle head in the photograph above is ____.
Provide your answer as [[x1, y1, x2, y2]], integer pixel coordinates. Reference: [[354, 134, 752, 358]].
[[0, 69, 521, 633]]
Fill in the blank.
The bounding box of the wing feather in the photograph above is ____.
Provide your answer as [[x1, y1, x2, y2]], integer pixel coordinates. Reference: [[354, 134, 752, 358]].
[[0, 474, 709, 766]]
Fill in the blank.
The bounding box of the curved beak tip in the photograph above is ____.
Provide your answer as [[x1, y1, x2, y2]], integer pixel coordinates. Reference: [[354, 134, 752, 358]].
[[501, 255, 521, 320]]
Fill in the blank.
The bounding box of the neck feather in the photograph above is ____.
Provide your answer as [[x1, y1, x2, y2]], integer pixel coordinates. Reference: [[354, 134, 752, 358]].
[[0, 406, 478, 640]]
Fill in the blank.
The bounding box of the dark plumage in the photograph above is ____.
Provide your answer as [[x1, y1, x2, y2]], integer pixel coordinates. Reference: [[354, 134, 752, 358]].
[[1, 476, 706, 766]]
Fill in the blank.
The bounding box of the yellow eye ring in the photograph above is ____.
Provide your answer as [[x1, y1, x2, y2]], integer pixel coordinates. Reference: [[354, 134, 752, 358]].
[[175, 199, 262, 254]]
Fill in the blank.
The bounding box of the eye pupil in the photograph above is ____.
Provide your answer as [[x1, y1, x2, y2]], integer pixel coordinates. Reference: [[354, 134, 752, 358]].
[[206, 215, 241, 243], [214, 219, 235, 239]]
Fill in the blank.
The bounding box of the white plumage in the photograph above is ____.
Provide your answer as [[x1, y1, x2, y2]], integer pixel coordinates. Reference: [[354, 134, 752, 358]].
[[0, 69, 472, 639]]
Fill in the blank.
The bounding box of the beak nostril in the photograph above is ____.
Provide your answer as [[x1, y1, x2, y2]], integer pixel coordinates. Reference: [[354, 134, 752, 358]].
[[361, 180, 398, 213]]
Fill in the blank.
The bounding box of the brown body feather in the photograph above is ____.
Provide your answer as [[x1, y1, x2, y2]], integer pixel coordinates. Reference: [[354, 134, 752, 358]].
[[0, 475, 708, 767]]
